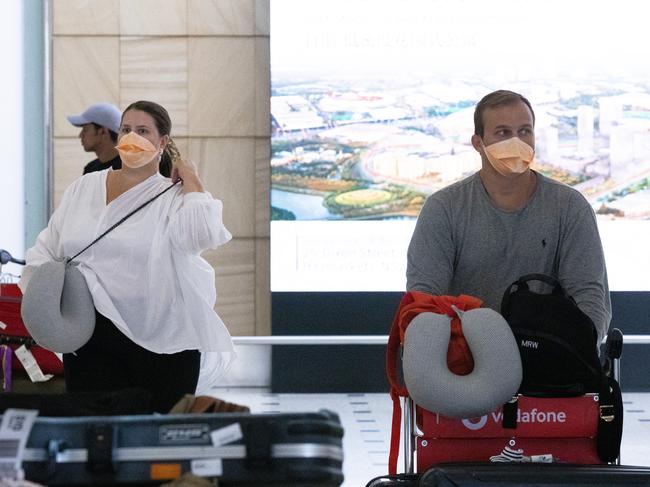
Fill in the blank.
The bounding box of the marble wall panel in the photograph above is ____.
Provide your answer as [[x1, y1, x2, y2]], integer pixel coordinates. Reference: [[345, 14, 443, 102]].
[[255, 238, 270, 335], [203, 239, 256, 336], [188, 38, 256, 137], [119, 0, 187, 36], [53, 0, 120, 35], [120, 36, 188, 136], [53, 37, 120, 137], [188, 137, 256, 238], [254, 137, 270, 238], [52, 137, 87, 208], [254, 37, 270, 137], [254, 0, 270, 36], [188, 0, 255, 36]]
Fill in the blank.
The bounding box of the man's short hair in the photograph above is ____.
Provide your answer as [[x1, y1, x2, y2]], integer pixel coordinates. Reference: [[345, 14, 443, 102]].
[[474, 90, 535, 137], [91, 123, 118, 143]]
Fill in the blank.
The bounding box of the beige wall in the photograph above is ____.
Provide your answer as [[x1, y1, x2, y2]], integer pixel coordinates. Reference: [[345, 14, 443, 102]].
[[51, 0, 271, 337]]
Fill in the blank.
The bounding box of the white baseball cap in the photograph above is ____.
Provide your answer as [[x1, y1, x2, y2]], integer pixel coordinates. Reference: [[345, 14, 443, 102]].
[[67, 102, 122, 134]]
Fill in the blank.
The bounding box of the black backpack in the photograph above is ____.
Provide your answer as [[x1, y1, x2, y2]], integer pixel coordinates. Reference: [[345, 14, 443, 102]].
[[500, 273, 601, 396], [500, 273, 623, 463]]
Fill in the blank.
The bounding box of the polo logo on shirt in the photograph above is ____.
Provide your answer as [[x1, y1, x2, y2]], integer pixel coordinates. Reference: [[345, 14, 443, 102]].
[[542, 238, 547, 247]]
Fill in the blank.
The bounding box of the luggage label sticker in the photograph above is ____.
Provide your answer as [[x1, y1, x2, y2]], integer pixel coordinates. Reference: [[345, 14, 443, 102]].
[[14, 346, 53, 383], [210, 423, 243, 446], [0, 408, 38, 480], [191, 458, 223, 477]]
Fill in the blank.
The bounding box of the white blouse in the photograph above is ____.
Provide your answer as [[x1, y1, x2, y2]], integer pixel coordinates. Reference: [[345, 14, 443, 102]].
[[19, 170, 235, 384]]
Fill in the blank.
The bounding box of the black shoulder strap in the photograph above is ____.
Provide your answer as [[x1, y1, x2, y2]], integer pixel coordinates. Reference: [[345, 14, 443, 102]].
[[597, 328, 624, 463], [70, 181, 180, 262], [597, 374, 623, 462]]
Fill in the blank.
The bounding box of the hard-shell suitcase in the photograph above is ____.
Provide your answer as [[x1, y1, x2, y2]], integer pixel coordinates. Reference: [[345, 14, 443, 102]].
[[418, 463, 650, 486], [366, 464, 650, 486], [365, 473, 419, 486], [16, 410, 344, 486], [0, 388, 155, 416]]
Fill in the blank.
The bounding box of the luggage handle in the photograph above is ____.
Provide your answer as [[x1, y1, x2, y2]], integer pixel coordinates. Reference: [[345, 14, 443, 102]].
[[46, 439, 67, 478], [245, 421, 273, 469], [0, 249, 25, 266], [286, 419, 344, 438], [605, 328, 623, 361], [86, 424, 115, 473], [513, 273, 565, 293], [0, 335, 37, 346], [501, 273, 565, 317]]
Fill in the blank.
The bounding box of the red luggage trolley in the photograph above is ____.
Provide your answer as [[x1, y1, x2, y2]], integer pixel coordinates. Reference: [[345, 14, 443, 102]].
[[402, 328, 623, 473], [0, 283, 64, 373], [0, 250, 64, 388], [368, 329, 650, 486]]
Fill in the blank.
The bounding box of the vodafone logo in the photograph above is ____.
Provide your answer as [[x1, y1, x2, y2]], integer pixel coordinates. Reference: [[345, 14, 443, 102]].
[[462, 416, 488, 430], [460, 408, 567, 431]]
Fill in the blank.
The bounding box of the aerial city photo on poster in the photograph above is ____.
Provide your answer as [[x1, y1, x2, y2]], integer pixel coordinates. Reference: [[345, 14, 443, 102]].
[[270, 0, 650, 223], [269, 0, 650, 292]]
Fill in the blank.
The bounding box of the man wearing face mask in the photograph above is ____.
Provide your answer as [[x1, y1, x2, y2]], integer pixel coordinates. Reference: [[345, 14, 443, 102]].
[[406, 90, 611, 344]]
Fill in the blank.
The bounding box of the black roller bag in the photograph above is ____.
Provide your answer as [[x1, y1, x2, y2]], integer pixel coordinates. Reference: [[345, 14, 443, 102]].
[[17, 409, 344, 486], [365, 473, 419, 486], [417, 463, 650, 486], [366, 464, 650, 487]]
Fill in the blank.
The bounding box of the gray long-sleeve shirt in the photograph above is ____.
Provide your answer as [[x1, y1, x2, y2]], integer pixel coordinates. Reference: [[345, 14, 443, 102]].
[[406, 171, 611, 343]]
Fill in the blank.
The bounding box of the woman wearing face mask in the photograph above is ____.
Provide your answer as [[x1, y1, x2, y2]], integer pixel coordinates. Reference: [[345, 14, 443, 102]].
[[20, 100, 234, 412]]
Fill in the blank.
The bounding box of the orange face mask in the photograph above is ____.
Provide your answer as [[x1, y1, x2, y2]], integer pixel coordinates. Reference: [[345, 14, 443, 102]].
[[483, 137, 534, 176], [116, 132, 161, 169]]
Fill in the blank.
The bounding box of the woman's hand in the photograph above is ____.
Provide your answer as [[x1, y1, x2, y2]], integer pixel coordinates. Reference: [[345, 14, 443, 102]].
[[171, 158, 205, 193]]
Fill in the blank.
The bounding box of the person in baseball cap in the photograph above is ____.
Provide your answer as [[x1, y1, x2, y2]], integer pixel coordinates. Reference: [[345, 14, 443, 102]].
[[67, 102, 123, 174]]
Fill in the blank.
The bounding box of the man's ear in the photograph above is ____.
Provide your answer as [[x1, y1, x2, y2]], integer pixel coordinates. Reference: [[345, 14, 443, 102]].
[[471, 134, 483, 153]]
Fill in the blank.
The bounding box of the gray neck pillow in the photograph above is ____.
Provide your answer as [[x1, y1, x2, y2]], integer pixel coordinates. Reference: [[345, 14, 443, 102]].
[[21, 259, 96, 353], [402, 308, 522, 418]]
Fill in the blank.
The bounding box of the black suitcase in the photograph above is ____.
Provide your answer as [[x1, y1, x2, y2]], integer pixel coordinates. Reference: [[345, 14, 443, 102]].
[[0, 388, 155, 416], [418, 463, 650, 486], [15, 410, 344, 486], [366, 464, 650, 486], [365, 473, 419, 486]]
